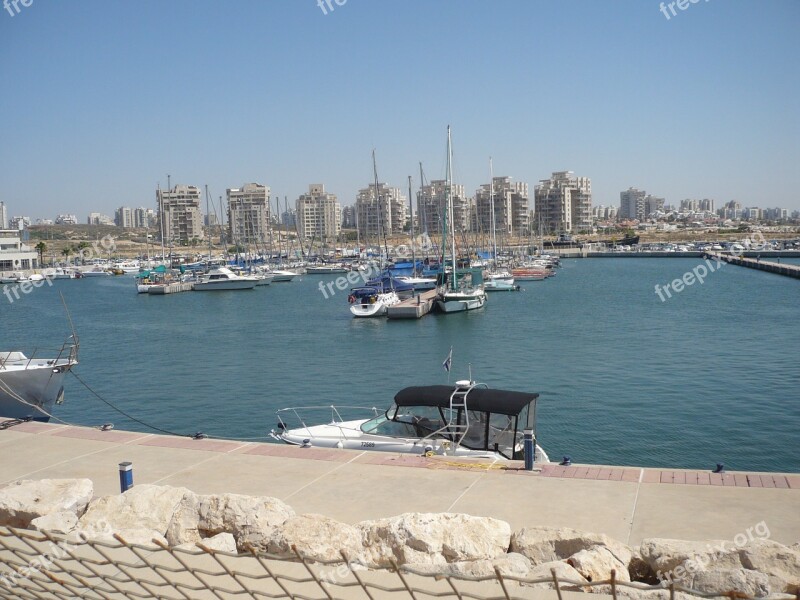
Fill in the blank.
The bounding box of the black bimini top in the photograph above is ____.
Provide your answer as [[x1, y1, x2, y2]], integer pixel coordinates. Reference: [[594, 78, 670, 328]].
[[394, 385, 538, 416]]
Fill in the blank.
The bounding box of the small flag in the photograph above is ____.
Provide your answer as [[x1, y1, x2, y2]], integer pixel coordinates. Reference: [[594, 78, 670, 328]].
[[442, 347, 452, 372]]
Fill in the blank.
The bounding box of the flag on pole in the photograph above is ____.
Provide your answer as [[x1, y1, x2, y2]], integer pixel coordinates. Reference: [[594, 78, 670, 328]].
[[442, 347, 452, 372]]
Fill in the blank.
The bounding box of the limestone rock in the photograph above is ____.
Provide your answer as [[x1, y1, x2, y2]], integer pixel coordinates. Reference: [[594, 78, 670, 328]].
[[510, 526, 632, 567], [738, 538, 800, 593], [266, 513, 361, 562], [78, 484, 190, 540], [165, 491, 202, 546], [568, 546, 631, 582], [690, 568, 770, 598], [0, 479, 93, 528], [175, 532, 238, 554], [524, 560, 589, 591], [444, 553, 533, 579], [639, 538, 742, 581], [358, 513, 511, 568], [197, 493, 295, 553], [30, 511, 78, 535]]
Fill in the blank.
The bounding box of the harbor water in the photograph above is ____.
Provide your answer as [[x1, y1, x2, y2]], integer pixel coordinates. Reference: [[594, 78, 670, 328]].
[[2, 257, 799, 472]]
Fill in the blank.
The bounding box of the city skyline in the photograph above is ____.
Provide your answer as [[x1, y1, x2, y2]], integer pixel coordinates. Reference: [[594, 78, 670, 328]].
[[1, 1, 798, 217]]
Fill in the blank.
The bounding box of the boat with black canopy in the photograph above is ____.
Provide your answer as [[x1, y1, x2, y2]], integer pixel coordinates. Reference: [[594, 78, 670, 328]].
[[270, 380, 548, 462]]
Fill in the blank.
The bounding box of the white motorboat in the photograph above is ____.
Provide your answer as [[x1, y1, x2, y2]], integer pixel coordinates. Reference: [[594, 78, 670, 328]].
[[437, 286, 487, 312], [348, 286, 400, 318], [267, 269, 298, 282], [193, 266, 257, 291], [394, 275, 437, 291], [50, 268, 76, 280], [271, 380, 549, 463], [81, 266, 110, 277], [306, 264, 348, 274], [0, 336, 79, 422], [0, 272, 26, 283], [483, 271, 518, 292]]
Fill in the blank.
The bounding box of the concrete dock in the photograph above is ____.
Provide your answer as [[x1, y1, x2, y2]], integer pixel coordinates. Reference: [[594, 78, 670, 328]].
[[705, 252, 800, 279], [388, 288, 437, 319], [1, 420, 797, 546], [147, 281, 194, 294]]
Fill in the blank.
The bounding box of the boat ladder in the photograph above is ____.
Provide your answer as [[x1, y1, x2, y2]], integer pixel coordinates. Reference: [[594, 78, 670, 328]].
[[446, 383, 478, 447]]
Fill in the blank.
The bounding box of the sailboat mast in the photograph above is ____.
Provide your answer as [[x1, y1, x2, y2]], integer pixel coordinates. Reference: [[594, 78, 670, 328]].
[[447, 126, 457, 290], [408, 175, 415, 270], [157, 182, 166, 266], [490, 158, 497, 266], [205, 185, 212, 267]]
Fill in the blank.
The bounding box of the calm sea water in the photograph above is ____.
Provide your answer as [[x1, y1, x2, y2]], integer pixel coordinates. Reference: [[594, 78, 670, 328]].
[[3, 256, 799, 472]]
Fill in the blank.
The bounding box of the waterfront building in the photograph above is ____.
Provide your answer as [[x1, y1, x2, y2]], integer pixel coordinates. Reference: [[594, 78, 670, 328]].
[[55, 214, 79, 225], [341, 205, 356, 229], [9, 216, 30, 231], [474, 177, 529, 237], [535, 171, 592, 234], [296, 184, 341, 240], [418, 180, 469, 235], [619, 188, 664, 220], [0, 229, 39, 272], [0, 202, 6, 229], [156, 185, 204, 245], [355, 183, 407, 239], [133, 207, 155, 228], [227, 183, 271, 246], [115, 206, 134, 228]]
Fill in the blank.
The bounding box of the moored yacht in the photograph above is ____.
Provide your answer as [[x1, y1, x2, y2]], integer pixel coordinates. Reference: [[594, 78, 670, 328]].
[[193, 266, 257, 291], [348, 286, 400, 318], [0, 336, 79, 422], [271, 379, 549, 462]]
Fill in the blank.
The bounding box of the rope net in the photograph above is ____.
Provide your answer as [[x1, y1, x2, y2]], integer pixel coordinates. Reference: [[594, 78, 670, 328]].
[[0, 527, 796, 600]]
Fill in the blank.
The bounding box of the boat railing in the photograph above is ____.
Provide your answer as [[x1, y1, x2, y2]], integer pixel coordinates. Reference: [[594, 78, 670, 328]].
[[0, 335, 78, 371], [276, 405, 381, 440]]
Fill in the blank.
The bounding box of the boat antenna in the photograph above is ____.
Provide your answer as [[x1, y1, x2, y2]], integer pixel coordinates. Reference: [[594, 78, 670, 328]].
[[408, 175, 415, 271]]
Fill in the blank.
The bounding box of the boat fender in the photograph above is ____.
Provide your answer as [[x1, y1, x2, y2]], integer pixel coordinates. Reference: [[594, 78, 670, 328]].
[[348, 294, 356, 304], [369, 296, 376, 304]]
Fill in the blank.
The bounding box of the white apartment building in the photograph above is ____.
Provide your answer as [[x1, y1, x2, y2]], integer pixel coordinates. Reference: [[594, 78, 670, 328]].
[[227, 183, 271, 245], [157, 185, 204, 245], [0, 202, 7, 230], [296, 184, 341, 239], [535, 172, 592, 234], [115, 206, 134, 228], [355, 183, 408, 239], [0, 229, 39, 273], [418, 180, 469, 235], [474, 177, 529, 237]]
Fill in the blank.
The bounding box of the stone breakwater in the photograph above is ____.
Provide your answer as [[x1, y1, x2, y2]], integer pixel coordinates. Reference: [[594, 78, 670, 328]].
[[0, 479, 798, 598]]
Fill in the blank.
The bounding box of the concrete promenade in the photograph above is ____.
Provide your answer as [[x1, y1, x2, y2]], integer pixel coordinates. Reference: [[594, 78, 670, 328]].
[[1, 420, 798, 546], [705, 252, 800, 280]]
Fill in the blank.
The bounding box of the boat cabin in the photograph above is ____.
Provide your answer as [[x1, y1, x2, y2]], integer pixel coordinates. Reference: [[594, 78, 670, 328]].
[[359, 383, 539, 460]]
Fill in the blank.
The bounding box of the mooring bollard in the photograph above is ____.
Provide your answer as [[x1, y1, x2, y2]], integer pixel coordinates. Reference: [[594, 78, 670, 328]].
[[119, 461, 133, 492], [524, 429, 534, 471]]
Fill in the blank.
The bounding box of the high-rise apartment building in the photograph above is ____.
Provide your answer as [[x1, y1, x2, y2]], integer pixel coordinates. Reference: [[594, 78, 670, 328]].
[[296, 184, 341, 239], [0, 202, 7, 229], [227, 183, 271, 245], [474, 177, 529, 237], [355, 183, 407, 239], [157, 185, 204, 245], [535, 172, 592, 233], [115, 206, 134, 228], [418, 180, 469, 235]]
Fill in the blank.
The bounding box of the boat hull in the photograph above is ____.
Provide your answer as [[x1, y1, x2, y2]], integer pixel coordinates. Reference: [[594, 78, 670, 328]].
[[193, 280, 256, 291], [0, 360, 74, 422], [436, 291, 486, 313]]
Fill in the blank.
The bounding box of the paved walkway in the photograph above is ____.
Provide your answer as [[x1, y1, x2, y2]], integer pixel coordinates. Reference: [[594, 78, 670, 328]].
[[1, 421, 798, 546]]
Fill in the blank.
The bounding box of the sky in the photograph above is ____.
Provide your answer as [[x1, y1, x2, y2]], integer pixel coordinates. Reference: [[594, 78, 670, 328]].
[[1, 0, 798, 221]]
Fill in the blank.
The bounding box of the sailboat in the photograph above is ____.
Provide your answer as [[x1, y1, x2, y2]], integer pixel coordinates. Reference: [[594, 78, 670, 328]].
[[435, 127, 487, 313], [483, 158, 518, 292], [349, 151, 400, 318]]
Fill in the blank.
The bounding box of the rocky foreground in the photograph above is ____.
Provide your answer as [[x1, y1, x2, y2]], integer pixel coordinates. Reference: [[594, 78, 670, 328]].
[[0, 479, 798, 598]]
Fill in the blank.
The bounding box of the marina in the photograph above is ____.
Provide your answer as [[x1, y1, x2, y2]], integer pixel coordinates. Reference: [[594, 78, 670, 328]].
[[2, 256, 798, 473]]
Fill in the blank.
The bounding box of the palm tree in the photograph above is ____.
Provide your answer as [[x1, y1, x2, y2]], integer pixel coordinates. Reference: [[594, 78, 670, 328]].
[[61, 246, 73, 264], [34, 242, 46, 267]]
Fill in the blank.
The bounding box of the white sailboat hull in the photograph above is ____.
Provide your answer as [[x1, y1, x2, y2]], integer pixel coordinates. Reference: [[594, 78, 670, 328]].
[[436, 290, 487, 313], [350, 292, 400, 318]]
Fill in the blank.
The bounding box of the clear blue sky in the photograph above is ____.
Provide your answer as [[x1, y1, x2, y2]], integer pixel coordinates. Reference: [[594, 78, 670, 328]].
[[1, 0, 798, 220]]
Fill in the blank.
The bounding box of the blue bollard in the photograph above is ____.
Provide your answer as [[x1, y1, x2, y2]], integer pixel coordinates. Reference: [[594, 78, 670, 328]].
[[119, 461, 133, 493], [524, 429, 534, 471]]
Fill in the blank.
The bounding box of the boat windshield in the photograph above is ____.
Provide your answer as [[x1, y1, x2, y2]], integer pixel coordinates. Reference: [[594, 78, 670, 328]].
[[360, 405, 446, 438]]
